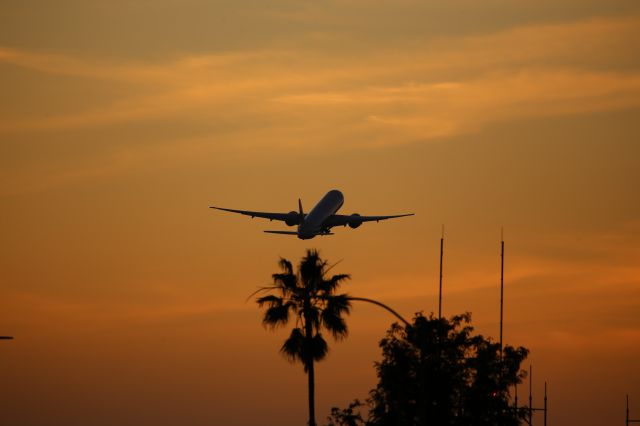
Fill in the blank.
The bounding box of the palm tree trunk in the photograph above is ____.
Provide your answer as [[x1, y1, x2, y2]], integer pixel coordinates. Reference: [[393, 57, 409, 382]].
[[304, 297, 317, 426], [307, 357, 316, 426]]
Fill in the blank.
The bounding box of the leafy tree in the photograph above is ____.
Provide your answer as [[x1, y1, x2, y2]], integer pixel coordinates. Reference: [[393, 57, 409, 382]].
[[256, 249, 351, 426], [329, 313, 529, 426], [326, 400, 366, 426]]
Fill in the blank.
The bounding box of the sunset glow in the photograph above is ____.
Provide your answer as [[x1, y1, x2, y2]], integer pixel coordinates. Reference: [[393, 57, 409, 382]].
[[1, 1, 639, 425]]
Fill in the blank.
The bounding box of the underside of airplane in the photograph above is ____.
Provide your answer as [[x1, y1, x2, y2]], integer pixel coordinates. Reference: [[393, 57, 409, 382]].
[[210, 189, 414, 239]]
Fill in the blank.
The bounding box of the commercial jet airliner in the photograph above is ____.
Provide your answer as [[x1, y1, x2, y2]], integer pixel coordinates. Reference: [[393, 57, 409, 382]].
[[209, 189, 414, 239]]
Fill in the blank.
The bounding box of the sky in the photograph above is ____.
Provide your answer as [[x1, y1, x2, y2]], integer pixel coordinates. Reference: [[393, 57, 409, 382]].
[[1, 1, 639, 425]]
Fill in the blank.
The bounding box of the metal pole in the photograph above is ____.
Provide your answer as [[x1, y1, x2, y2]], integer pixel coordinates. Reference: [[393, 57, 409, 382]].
[[438, 225, 444, 320], [529, 365, 533, 426], [544, 381, 547, 426], [627, 396, 640, 424], [628, 395, 630, 426], [500, 230, 504, 359], [347, 297, 412, 328]]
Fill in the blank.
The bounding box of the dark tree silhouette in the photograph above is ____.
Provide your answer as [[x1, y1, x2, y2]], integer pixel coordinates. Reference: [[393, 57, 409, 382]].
[[256, 249, 351, 426], [326, 400, 366, 426], [327, 312, 529, 426]]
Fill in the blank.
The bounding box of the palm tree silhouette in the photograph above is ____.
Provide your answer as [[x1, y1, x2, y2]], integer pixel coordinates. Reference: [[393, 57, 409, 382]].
[[256, 249, 351, 426]]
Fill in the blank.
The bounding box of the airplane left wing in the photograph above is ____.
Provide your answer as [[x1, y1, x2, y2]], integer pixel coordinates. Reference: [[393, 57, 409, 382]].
[[326, 213, 414, 228], [263, 230, 299, 235], [209, 206, 301, 223]]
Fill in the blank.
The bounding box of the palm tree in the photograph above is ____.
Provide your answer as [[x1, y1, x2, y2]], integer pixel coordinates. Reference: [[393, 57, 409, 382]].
[[256, 249, 351, 426]]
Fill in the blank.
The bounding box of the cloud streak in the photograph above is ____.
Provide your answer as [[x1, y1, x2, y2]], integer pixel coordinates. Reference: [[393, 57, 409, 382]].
[[2, 16, 639, 144], [1, 15, 639, 197]]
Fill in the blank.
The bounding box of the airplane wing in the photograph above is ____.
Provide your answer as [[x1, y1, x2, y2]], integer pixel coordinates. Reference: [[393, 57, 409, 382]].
[[326, 213, 414, 227], [209, 206, 301, 223], [263, 230, 299, 235]]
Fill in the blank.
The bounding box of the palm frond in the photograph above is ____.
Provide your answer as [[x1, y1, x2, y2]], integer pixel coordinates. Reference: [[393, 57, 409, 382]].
[[324, 259, 344, 275], [322, 313, 348, 340], [304, 306, 321, 330], [331, 294, 352, 312], [272, 272, 297, 291], [321, 295, 351, 340], [256, 294, 283, 308], [310, 333, 329, 362], [281, 327, 305, 363], [263, 304, 291, 329], [319, 274, 351, 293], [246, 286, 279, 302], [278, 257, 294, 275], [300, 249, 325, 286]]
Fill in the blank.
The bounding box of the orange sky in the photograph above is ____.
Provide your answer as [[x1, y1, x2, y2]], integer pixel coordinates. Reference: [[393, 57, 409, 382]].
[[1, 1, 639, 425]]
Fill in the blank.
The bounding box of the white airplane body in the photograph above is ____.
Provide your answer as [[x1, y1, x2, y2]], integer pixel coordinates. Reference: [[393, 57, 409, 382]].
[[210, 189, 413, 240]]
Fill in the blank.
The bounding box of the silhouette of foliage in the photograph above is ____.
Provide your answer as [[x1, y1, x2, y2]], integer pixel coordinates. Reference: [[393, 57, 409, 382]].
[[327, 312, 529, 426], [257, 249, 351, 426], [326, 400, 367, 426]]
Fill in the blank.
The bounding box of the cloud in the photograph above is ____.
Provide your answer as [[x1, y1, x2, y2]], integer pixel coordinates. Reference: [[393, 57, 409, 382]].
[[2, 16, 639, 140], [1, 15, 639, 198], [275, 70, 640, 139], [2, 289, 253, 328]]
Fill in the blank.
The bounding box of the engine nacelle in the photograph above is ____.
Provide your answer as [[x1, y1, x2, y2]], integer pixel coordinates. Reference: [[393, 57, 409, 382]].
[[285, 211, 300, 227], [348, 213, 362, 229]]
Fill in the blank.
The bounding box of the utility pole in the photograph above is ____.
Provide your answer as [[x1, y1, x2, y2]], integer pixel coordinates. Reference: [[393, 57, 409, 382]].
[[438, 225, 444, 320]]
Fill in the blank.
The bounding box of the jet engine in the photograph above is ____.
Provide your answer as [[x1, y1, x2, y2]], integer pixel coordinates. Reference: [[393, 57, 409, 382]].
[[285, 211, 300, 226], [348, 213, 362, 229]]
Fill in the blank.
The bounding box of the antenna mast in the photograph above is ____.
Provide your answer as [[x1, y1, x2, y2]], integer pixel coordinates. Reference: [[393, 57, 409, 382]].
[[438, 225, 444, 319], [500, 227, 504, 359], [524, 364, 549, 426], [628, 395, 640, 425]]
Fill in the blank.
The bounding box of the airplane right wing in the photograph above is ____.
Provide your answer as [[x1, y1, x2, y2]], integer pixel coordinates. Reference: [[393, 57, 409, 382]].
[[326, 213, 414, 228]]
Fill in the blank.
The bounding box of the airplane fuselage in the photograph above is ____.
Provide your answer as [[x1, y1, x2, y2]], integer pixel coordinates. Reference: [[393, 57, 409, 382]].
[[209, 189, 413, 239], [298, 190, 344, 239]]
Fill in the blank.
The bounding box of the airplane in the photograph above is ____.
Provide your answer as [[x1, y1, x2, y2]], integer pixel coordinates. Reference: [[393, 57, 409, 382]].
[[209, 189, 414, 240]]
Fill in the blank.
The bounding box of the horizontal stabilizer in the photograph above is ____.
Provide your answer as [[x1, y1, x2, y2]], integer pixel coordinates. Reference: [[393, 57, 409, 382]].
[[264, 230, 298, 235]]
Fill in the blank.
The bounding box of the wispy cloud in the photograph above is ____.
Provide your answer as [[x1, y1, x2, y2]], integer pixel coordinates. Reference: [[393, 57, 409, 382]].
[[1, 15, 639, 198], [2, 289, 253, 328], [2, 16, 639, 140]]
